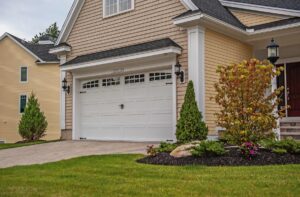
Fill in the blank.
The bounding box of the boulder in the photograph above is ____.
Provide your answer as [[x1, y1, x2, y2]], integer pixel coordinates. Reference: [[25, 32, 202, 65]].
[[170, 142, 200, 158]]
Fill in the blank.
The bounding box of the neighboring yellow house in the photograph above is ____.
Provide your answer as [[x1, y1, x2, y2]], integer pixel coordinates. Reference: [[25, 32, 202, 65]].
[[0, 33, 61, 143]]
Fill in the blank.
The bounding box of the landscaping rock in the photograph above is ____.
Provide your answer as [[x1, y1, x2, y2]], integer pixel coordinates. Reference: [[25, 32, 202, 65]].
[[170, 142, 200, 158]]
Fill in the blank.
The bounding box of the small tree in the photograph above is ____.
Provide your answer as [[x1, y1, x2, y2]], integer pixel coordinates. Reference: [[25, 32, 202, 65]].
[[214, 59, 285, 145], [19, 93, 48, 141], [31, 22, 60, 43], [176, 81, 208, 143]]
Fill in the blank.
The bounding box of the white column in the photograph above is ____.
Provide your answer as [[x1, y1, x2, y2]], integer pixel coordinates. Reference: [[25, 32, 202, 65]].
[[188, 26, 205, 120], [272, 71, 281, 140], [59, 55, 67, 130]]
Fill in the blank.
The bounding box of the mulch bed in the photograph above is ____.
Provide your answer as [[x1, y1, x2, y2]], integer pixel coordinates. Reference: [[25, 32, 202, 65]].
[[137, 148, 300, 166]]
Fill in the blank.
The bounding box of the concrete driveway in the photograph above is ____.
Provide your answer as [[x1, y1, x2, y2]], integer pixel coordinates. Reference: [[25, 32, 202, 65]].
[[0, 141, 151, 168]]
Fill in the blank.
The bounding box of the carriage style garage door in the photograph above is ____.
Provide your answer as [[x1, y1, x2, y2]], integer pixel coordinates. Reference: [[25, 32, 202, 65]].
[[78, 70, 174, 141]]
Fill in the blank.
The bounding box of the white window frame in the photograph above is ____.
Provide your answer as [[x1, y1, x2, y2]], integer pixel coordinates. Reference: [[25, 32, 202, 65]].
[[103, 0, 134, 18], [20, 66, 28, 83], [19, 94, 27, 114]]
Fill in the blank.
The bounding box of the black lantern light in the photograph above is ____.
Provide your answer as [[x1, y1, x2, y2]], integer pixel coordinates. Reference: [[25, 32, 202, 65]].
[[175, 61, 184, 83], [62, 78, 70, 94], [267, 38, 280, 64]]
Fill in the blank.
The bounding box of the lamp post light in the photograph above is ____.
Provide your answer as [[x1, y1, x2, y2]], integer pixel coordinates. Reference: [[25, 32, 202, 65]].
[[62, 78, 70, 94], [267, 38, 280, 64], [174, 61, 184, 83]]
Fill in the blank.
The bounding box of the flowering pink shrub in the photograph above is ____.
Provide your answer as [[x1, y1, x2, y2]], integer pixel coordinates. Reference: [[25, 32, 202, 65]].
[[240, 142, 258, 160]]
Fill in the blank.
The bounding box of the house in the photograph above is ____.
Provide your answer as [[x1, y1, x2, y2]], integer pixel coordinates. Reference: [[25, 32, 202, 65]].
[[51, 0, 300, 142], [0, 33, 61, 143]]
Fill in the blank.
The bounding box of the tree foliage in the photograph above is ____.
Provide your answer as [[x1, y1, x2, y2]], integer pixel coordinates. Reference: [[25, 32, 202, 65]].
[[31, 22, 60, 43], [214, 59, 285, 145], [19, 93, 48, 141], [176, 81, 208, 143]]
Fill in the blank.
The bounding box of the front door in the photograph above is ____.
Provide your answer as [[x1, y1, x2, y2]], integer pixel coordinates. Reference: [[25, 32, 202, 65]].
[[287, 62, 300, 117]]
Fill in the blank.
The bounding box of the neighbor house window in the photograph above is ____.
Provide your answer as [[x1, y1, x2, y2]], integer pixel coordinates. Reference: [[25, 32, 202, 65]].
[[104, 0, 133, 17], [20, 67, 28, 82], [20, 95, 27, 113]]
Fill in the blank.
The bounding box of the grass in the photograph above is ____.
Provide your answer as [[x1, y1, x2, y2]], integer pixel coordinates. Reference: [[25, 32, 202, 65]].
[[0, 155, 299, 197], [0, 140, 60, 150]]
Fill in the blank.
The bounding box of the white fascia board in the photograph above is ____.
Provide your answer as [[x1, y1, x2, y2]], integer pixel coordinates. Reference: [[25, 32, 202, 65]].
[[220, 0, 300, 17], [49, 46, 71, 54], [180, 0, 198, 11], [56, 0, 85, 45], [173, 13, 203, 25], [61, 47, 182, 71], [0, 33, 44, 63]]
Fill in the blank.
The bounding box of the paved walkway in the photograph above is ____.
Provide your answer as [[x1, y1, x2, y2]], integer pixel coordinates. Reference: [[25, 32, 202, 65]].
[[0, 141, 151, 168]]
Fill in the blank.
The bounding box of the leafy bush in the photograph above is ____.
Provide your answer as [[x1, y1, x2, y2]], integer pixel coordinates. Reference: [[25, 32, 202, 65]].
[[260, 138, 300, 154], [240, 142, 258, 160], [19, 93, 48, 141], [156, 142, 177, 153], [176, 81, 208, 143], [192, 141, 226, 157], [146, 145, 157, 157], [214, 59, 286, 145]]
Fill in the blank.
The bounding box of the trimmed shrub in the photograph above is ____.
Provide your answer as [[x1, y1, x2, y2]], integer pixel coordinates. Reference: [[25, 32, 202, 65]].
[[214, 59, 286, 145], [176, 81, 208, 143], [156, 142, 178, 153], [260, 138, 300, 154], [192, 141, 226, 157], [19, 93, 48, 141]]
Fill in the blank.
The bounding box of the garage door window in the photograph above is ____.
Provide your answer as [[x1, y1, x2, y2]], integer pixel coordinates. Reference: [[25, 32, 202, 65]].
[[82, 80, 99, 89], [102, 77, 120, 87], [149, 72, 172, 81], [125, 74, 145, 84]]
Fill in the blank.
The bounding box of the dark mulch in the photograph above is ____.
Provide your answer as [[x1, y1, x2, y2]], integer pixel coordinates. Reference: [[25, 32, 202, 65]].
[[137, 148, 300, 166]]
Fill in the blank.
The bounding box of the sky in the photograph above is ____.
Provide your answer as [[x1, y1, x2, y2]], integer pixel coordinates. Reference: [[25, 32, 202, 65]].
[[0, 0, 74, 41]]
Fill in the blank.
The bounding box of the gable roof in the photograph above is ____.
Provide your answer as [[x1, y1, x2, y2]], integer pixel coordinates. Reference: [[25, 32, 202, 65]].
[[191, 0, 245, 29], [62, 38, 181, 66], [0, 33, 59, 63], [222, 0, 300, 11]]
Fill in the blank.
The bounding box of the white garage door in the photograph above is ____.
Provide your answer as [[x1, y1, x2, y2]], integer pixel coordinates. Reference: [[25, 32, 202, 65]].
[[78, 70, 174, 141]]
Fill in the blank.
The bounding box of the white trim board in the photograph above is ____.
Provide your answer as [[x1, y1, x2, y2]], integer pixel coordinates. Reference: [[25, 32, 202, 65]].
[[61, 47, 182, 71], [187, 26, 205, 119], [56, 0, 85, 45], [220, 0, 300, 17]]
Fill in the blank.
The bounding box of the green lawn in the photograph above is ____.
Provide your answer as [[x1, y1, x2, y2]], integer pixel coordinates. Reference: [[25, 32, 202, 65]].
[[0, 155, 299, 197], [0, 140, 60, 150]]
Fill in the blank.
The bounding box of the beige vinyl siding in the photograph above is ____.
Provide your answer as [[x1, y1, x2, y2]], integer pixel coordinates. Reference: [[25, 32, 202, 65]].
[[0, 37, 60, 143], [204, 29, 253, 135], [230, 9, 289, 26], [65, 0, 189, 130]]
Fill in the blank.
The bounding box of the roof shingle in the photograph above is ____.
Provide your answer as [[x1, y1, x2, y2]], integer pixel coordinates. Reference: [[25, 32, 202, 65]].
[[8, 34, 59, 62], [62, 38, 181, 66]]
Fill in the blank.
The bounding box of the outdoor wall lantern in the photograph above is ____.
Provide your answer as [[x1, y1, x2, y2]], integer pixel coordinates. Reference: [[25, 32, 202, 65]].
[[62, 78, 71, 94], [267, 38, 280, 64], [175, 61, 184, 83]]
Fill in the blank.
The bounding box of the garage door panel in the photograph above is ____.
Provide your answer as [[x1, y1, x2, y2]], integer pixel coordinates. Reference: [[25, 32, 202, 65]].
[[78, 70, 174, 141]]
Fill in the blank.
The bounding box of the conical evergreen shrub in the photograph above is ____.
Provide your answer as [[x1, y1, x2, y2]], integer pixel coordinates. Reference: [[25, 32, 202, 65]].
[[176, 81, 208, 143], [19, 93, 48, 141]]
